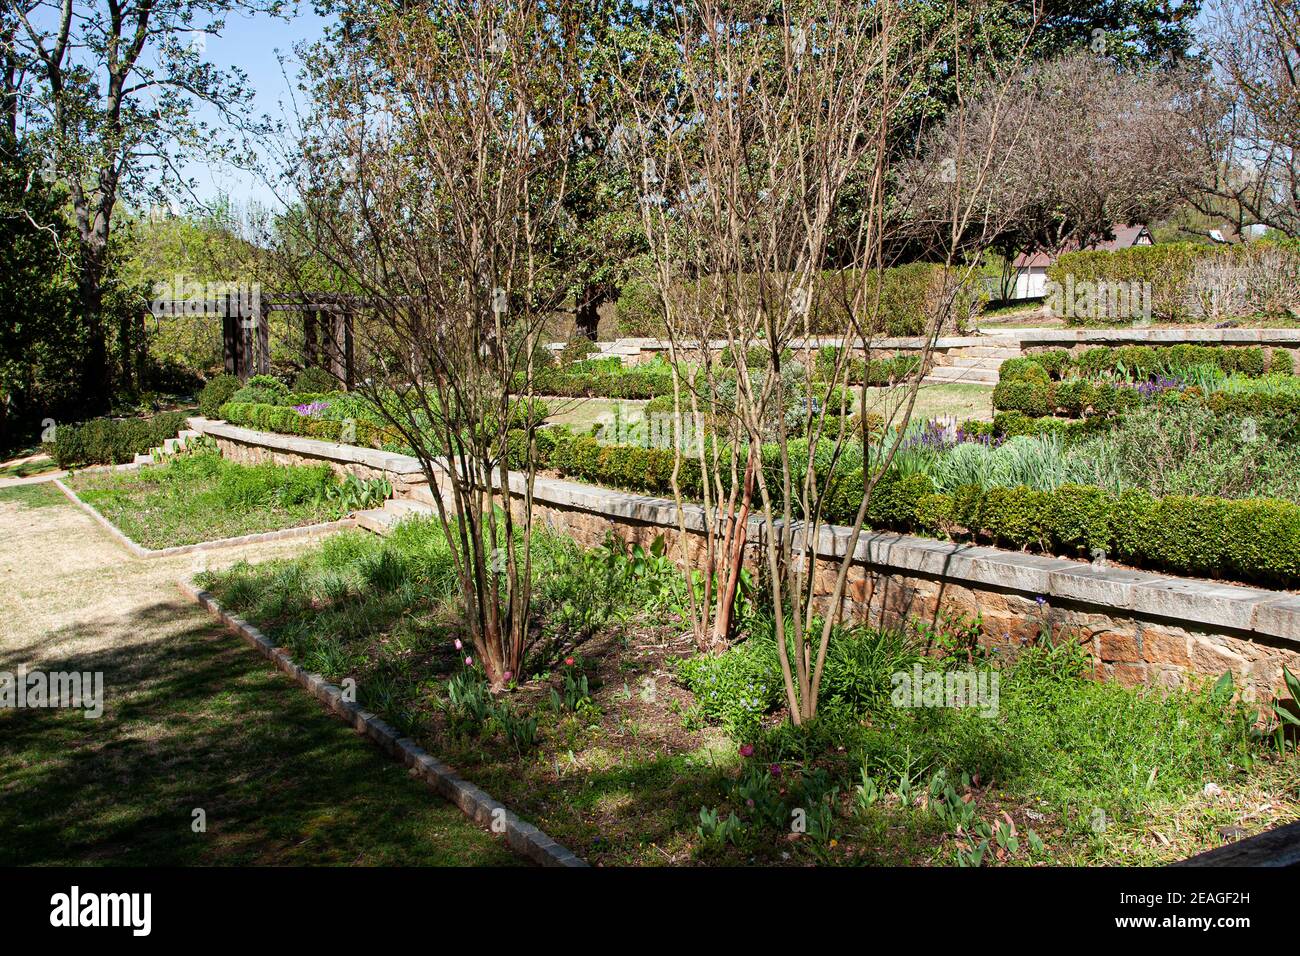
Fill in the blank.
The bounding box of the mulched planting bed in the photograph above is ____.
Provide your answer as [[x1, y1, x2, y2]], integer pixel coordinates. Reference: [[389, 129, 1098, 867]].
[[196, 515, 1300, 866]]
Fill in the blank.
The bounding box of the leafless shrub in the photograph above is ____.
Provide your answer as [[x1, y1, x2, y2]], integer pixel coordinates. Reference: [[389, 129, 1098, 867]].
[[618, 0, 1034, 722], [285, 1, 590, 687]]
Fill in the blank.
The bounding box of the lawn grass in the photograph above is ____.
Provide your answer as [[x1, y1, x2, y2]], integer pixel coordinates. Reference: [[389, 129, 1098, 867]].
[[66, 451, 350, 549], [0, 488, 521, 866], [0, 482, 66, 509], [197, 515, 1300, 866], [0, 456, 59, 480], [863, 381, 995, 423], [544, 397, 648, 434]]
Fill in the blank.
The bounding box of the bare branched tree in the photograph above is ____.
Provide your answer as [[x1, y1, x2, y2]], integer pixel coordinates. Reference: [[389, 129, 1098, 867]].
[[907, 51, 1199, 282], [620, 0, 1036, 722], [287, 1, 589, 688], [1193, 0, 1300, 237]]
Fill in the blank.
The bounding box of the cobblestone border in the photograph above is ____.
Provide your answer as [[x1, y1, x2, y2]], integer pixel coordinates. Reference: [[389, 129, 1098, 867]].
[[53, 477, 357, 559], [178, 578, 587, 868]]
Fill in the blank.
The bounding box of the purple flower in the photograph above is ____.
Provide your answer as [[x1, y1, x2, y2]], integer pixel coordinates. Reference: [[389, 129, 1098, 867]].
[[769, 763, 782, 778], [739, 743, 754, 758], [294, 401, 330, 417], [1035, 595, 1047, 606]]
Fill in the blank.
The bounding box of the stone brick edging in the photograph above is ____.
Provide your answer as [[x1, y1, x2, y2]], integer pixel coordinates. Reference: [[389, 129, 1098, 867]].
[[179, 579, 586, 868], [53, 477, 357, 559]]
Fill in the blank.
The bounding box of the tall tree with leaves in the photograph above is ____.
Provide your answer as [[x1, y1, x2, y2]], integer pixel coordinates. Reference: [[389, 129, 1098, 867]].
[[4, 0, 284, 409]]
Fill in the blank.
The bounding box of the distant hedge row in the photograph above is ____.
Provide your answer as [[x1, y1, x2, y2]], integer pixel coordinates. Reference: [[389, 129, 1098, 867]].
[[525, 363, 675, 399], [815, 348, 922, 386], [992, 346, 1298, 419], [50, 411, 190, 469], [1046, 241, 1300, 323], [616, 264, 988, 338]]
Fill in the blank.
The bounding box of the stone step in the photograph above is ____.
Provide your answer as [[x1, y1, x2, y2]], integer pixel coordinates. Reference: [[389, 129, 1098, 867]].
[[946, 356, 1005, 370], [402, 483, 440, 507], [132, 453, 153, 465], [382, 498, 436, 518], [954, 346, 1022, 359], [354, 508, 401, 535], [924, 366, 1000, 385], [178, 429, 201, 440]]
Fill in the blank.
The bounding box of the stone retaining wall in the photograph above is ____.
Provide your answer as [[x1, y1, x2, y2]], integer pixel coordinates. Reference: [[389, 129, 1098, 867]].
[[191, 417, 1300, 704]]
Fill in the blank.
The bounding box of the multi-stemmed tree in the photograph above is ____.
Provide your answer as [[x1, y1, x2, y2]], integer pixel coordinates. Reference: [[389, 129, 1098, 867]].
[[1193, 0, 1300, 238], [289, 1, 591, 688], [619, 0, 1037, 722]]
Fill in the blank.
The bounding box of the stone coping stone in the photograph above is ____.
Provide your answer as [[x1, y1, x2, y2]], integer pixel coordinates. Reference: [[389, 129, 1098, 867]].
[[547, 329, 1300, 355], [191, 417, 427, 477], [202, 420, 1300, 647]]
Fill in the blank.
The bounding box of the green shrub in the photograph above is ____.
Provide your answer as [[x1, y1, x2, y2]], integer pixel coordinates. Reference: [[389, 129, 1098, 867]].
[[997, 357, 1051, 384], [1271, 349, 1295, 376], [1048, 484, 1112, 555], [293, 367, 337, 392], [992, 379, 1051, 417], [51, 411, 189, 468], [614, 264, 987, 338], [614, 274, 662, 336], [198, 374, 242, 418]]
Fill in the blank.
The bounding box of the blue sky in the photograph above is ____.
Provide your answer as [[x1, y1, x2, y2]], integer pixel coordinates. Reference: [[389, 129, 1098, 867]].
[[184, 5, 332, 212]]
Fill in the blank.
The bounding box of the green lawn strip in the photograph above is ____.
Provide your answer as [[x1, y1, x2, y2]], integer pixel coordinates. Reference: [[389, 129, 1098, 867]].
[[0, 482, 66, 508], [0, 610, 521, 866], [0, 458, 59, 480], [862, 382, 994, 423]]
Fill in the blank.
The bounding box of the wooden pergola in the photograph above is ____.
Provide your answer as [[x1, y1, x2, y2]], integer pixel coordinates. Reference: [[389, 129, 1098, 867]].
[[151, 293, 357, 387]]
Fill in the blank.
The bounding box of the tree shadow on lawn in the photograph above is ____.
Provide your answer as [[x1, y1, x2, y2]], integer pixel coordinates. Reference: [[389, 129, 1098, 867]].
[[0, 598, 523, 866]]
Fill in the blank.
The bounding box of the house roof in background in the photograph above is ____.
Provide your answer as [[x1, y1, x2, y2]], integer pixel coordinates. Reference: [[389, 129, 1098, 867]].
[[1013, 224, 1152, 269]]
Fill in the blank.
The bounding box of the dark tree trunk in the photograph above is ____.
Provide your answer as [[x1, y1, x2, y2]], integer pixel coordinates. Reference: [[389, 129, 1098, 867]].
[[574, 282, 605, 340], [117, 310, 135, 395], [76, 249, 113, 416]]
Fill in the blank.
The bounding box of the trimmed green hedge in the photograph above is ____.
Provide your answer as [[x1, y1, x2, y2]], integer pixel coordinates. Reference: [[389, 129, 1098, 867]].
[[525, 363, 675, 399], [992, 375, 1139, 419], [615, 264, 988, 338], [1017, 344, 1288, 383], [51, 411, 190, 469], [819, 471, 1300, 588], [219, 401, 403, 449], [991, 346, 1295, 419]]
